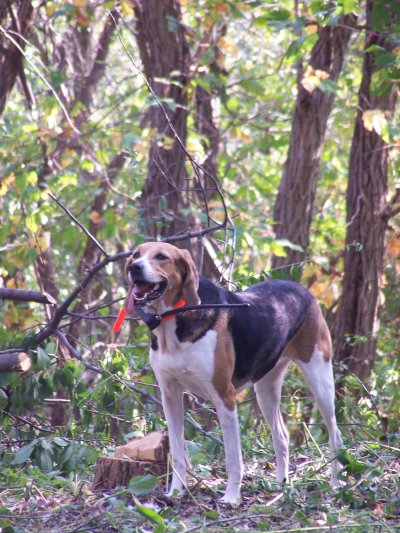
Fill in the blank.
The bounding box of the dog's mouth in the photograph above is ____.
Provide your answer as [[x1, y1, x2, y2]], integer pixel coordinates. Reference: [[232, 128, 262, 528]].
[[125, 280, 168, 312]]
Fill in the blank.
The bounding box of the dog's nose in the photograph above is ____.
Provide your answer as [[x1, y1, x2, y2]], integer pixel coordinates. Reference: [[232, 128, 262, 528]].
[[129, 262, 143, 274]]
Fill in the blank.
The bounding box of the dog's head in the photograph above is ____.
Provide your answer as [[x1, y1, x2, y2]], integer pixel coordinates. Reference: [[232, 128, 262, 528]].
[[124, 242, 200, 313]]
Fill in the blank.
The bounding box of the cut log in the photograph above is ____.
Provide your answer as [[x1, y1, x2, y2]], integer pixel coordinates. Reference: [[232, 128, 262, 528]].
[[92, 432, 169, 491], [0, 288, 56, 305], [0, 351, 31, 373], [115, 431, 168, 462]]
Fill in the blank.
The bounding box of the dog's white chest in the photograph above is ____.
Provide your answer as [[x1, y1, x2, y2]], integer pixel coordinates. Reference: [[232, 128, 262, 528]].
[[150, 328, 217, 399]]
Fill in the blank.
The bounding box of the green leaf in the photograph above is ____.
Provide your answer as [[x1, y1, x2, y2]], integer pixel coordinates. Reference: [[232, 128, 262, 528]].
[[53, 437, 69, 447], [290, 265, 302, 281], [319, 79, 339, 93], [276, 239, 304, 252], [241, 79, 265, 97], [136, 504, 164, 526], [36, 347, 51, 370], [128, 474, 159, 496], [12, 440, 37, 465], [38, 449, 54, 472], [0, 524, 17, 533], [254, 8, 292, 28], [0, 388, 8, 409], [285, 34, 318, 61], [186, 440, 206, 466], [40, 438, 53, 451], [54, 366, 74, 389], [388, 68, 400, 81], [365, 44, 386, 54], [314, 256, 330, 271], [337, 451, 368, 475], [339, 0, 359, 13]]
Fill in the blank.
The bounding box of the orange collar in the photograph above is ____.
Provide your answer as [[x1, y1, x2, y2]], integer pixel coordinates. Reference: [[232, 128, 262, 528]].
[[161, 298, 186, 322], [113, 298, 187, 333]]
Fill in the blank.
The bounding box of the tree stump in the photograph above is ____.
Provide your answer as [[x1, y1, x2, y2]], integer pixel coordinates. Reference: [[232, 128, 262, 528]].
[[92, 431, 168, 491]]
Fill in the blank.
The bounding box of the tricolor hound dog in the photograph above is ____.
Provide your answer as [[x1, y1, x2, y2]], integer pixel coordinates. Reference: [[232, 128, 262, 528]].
[[124, 242, 343, 505]]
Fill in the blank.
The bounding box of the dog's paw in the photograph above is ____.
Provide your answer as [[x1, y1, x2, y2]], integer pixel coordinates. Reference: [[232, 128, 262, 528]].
[[329, 478, 345, 489], [166, 487, 185, 499], [218, 493, 241, 506]]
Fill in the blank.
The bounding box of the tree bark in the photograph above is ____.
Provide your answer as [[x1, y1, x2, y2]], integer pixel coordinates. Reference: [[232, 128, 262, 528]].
[[74, 9, 119, 123], [332, 2, 397, 379], [0, 0, 34, 116], [92, 456, 166, 491], [133, 0, 191, 239], [271, 15, 354, 274]]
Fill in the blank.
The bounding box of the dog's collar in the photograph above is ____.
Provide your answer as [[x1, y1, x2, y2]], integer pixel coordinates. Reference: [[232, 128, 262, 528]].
[[159, 298, 186, 322], [136, 298, 187, 330], [112, 299, 186, 333], [113, 300, 250, 333]]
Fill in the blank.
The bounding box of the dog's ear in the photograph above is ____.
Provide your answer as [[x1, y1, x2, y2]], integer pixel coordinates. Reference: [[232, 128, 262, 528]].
[[179, 249, 200, 306]]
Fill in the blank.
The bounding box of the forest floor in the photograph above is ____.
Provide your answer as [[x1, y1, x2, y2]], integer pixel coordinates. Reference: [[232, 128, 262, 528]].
[[1, 436, 399, 533]]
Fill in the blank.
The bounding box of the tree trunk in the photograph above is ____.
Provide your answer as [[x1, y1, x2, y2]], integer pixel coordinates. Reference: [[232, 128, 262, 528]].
[[133, 0, 191, 239], [0, 0, 34, 116], [332, 2, 397, 379], [192, 83, 223, 279], [271, 15, 354, 274]]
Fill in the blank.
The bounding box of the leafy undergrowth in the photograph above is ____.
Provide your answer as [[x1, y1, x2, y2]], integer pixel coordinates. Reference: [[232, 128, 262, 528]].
[[1, 433, 399, 533]]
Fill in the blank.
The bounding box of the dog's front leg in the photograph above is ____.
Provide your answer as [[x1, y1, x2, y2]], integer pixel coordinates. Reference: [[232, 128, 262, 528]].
[[214, 396, 244, 505], [159, 380, 186, 497]]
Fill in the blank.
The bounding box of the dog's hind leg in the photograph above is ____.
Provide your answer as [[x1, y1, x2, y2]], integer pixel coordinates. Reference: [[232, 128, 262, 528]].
[[254, 357, 291, 483], [296, 347, 343, 487]]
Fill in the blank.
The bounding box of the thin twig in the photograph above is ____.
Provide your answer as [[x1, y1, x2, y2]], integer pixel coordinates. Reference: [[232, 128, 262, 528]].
[[185, 513, 279, 532], [48, 192, 108, 257], [3, 412, 54, 434], [302, 422, 324, 458], [264, 242, 361, 275]]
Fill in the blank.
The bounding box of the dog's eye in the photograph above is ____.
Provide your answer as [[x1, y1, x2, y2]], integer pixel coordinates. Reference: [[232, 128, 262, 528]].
[[132, 251, 140, 259], [155, 253, 168, 261]]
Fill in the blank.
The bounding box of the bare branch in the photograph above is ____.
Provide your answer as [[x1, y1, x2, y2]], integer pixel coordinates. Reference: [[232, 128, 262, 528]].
[[33, 251, 130, 346], [0, 251, 132, 356], [0, 288, 56, 305]]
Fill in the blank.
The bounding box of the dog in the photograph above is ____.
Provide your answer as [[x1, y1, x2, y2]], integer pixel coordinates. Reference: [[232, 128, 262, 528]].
[[124, 242, 343, 504]]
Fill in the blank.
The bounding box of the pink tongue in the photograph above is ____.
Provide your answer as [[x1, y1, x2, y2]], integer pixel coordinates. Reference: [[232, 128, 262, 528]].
[[125, 288, 136, 314], [125, 283, 154, 314]]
